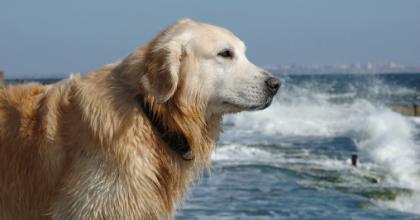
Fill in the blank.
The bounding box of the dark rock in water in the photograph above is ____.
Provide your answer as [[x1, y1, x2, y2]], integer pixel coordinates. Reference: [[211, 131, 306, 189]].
[[416, 104, 420, 116], [389, 104, 416, 116], [363, 176, 379, 184]]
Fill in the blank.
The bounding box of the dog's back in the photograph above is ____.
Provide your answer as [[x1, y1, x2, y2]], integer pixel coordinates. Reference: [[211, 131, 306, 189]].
[[0, 76, 185, 220], [0, 84, 55, 219]]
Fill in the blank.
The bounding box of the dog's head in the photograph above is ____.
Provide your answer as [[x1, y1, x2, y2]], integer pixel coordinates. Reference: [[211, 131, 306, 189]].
[[120, 19, 281, 115]]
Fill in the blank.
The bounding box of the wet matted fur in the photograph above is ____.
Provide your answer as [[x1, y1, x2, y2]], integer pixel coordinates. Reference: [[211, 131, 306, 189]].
[[0, 19, 280, 219]]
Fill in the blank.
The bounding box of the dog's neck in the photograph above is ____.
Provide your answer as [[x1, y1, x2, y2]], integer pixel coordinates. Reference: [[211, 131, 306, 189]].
[[109, 64, 223, 169], [135, 95, 194, 161]]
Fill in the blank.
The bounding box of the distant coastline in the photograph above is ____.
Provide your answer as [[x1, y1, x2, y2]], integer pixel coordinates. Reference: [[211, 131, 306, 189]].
[[2, 62, 420, 79], [265, 62, 420, 75]]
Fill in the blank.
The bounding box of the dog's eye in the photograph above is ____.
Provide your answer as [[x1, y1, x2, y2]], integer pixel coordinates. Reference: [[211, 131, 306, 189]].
[[217, 49, 234, 59]]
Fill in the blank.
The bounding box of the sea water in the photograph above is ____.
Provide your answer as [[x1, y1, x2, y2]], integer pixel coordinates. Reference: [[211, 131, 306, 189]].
[[11, 74, 420, 219], [175, 73, 420, 220]]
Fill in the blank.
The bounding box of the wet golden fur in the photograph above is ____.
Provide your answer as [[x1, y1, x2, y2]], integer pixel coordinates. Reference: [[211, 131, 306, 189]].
[[0, 20, 222, 219]]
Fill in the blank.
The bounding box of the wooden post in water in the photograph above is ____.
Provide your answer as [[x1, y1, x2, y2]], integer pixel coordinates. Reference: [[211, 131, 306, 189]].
[[351, 154, 357, 167]]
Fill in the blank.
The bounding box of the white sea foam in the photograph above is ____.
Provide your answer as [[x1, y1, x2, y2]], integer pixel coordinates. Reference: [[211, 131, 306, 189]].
[[221, 81, 420, 214], [212, 144, 275, 162], [413, 117, 420, 124], [379, 195, 420, 215], [225, 98, 376, 137]]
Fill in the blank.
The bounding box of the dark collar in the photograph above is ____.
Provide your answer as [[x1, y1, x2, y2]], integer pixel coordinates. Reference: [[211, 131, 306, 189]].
[[135, 95, 193, 161]]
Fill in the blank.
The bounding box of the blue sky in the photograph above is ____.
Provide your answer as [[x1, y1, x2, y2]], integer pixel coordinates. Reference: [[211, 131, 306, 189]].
[[0, 0, 419, 78]]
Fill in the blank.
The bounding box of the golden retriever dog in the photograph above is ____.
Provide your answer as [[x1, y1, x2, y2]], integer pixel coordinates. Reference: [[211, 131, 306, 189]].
[[0, 19, 281, 219]]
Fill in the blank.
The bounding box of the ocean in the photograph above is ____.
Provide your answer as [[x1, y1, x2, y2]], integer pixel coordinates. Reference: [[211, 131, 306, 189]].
[[9, 73, 420, 219], [176, 73, 420, 220]]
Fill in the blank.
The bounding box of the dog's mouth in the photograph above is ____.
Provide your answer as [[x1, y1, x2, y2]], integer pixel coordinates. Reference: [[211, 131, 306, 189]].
[[223, 97, 274, 112], [246, 97, 273, 111]]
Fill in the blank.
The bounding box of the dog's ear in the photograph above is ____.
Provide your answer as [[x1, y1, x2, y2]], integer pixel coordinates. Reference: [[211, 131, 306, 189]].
[[115, 19, 192, 102], [140, 40, 183, 103]]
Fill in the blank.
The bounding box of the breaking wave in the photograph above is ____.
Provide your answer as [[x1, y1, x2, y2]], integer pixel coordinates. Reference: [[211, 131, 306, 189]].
[[219, 77, 420, 215]]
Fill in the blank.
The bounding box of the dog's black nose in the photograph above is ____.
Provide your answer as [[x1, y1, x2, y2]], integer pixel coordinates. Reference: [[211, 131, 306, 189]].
[[265, 77, 281, 95]]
